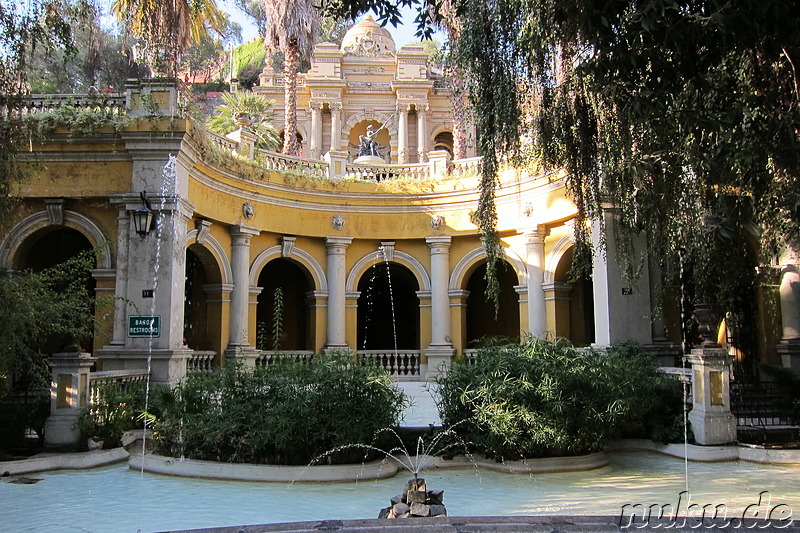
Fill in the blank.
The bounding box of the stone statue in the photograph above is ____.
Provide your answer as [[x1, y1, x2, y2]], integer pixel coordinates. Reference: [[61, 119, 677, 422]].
[[359, 125, 381, 157], [358, 115, 394, 158]]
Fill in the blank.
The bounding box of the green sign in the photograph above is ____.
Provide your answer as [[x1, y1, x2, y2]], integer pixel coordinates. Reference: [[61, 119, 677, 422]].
[[128, 315, 161, 338]]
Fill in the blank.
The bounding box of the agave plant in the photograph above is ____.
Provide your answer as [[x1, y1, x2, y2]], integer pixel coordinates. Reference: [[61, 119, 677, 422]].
[[206, 91, 281, 150]]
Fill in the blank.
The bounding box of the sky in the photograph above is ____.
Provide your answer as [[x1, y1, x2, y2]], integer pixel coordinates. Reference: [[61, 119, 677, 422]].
[[218, 0, 438, 47]]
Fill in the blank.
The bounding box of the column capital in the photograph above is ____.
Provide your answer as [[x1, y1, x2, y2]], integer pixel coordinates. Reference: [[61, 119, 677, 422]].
[[416, 104, 429, 115], [426, 235, 452, 248], [525, 225, 549, 245], [230, 223, 260, 242], [309, 100, 323, 111], [326, 236, 353, 248], [397, 102, 412, 114]]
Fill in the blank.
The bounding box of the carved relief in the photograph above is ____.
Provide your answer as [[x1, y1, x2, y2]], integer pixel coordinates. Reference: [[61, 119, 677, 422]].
[[342, 32, 395, 57], [243, 202, 254, 219], [332, 214, 345, 230], [431, 215, 446, 230]]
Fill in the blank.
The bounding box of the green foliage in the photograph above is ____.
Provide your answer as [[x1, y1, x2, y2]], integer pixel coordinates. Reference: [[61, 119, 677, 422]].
[[20, 103, 131, 138], [76, 380, 156, 448], [0, 250, 99, 397], [152, 354, 408, 464], [222, 38, 267, 90], [205, 91, 280, 150], [272, 286, 284, 351], [436, 338, 684, 459]]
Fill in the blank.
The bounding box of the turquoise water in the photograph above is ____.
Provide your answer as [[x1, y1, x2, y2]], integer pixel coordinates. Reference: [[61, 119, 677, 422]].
[[1, 452, 798, 532]]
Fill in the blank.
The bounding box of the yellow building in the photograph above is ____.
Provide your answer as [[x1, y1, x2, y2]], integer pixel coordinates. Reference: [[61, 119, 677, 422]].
[[2, 20, 798, 395]]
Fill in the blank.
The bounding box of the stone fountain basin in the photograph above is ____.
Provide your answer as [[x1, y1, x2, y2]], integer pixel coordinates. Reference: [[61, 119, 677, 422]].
[[128, 451, 610, 483]]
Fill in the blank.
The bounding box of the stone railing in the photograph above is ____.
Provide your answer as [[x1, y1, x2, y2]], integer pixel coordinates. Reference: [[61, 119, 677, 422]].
[[345, 162, 430, 181], [204, 128, 239, 153], [186, 351, 216, 374], [357, 350, 421, 377], [88, 369, 150, 407], [256, 350, 315, 367], [449, 157, 482, 178], [15, 92, 128, 115], [255, 148, 328, 179]]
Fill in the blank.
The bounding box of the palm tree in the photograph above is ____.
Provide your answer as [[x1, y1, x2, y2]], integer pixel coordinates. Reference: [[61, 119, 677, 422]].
[[112, 0, 226, 76], [434, 0, 469, 160], [262, 0, 320, 155], [206, 91, 280, 150]]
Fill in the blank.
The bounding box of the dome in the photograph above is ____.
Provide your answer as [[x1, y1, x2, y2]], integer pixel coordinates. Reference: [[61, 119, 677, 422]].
[[340, 16, 396, 57]]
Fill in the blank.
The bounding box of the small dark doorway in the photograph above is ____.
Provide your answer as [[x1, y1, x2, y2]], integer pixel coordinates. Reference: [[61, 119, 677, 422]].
[[357, 262, 420, 350], [465, 261, 520, 346], [256, 259, 312, 350]]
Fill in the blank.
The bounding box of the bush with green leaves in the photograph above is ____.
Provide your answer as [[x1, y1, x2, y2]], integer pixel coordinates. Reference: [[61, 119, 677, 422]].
[[436, 338, 684, 460], [76, 380, 157, 449], [153, 353, 407, 465], [205, 91, 280, 150]]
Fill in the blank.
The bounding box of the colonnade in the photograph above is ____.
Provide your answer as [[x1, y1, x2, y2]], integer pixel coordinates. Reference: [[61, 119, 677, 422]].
[[306, 100, 431, 163]]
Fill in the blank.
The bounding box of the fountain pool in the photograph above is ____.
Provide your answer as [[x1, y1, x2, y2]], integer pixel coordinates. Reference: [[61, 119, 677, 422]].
[[1, 451, 797, 532]]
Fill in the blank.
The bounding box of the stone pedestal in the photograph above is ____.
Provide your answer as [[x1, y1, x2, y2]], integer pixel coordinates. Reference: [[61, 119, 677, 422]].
[[424, 347, 455, 381], [686, 344, 736, 445], [353, 154, 385, 166], [44, 347, 97, 448], [778, 339, 800, 373]]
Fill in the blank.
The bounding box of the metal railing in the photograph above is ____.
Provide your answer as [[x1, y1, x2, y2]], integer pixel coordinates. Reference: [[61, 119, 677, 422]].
[[357, 350, 421, 377]]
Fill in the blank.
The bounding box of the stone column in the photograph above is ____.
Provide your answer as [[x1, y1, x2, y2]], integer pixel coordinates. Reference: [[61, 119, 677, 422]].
[[526, 226, 548, 339], [398, 103, 409, 164], [110, 207, 130, 346], [425, 236, 455, 379], [591, 211, 653, 347], [686, 344, 736, 445], [329, 104, 342, 152], [310, 101, 322, 160], [226, 224, 260, 364], [325, 237, 352, 350], [778, 260, 800, 372], [44, 345, 96, 448], [417, 105, 429, 163]]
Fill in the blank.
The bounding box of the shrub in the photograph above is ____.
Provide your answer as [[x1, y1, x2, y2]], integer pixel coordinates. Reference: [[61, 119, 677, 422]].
[[436, 338, 684, 460], [77, 381, 156, 448], [153, 353, 408, 465]]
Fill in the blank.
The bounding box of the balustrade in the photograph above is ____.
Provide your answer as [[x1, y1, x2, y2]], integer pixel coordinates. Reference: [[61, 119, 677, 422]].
[[186, 351, 216, 374], [256, 350, 315, 367], [88, 370, 150, 410], [357, 350, 421, 377]]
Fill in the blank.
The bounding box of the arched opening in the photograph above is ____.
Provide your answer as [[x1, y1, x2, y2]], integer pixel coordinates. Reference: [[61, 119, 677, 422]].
[[465, 260, 520, 346], [433, 130, 454, 157], [14, 227, 96, 354], [256, 258, 313, 351], [183, 245, 225, 354], [348, 119, 391, 163], [357, 262, 420, 350], [553, 247, 595, 347]]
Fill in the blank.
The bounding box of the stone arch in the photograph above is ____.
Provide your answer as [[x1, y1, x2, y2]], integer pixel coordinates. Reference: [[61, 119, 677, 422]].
[[0, 210, 112, 270], [544, 233, 574, 284], [250, 245, 327, 291], [186, 230, 232, 285], [344, 111, 398, 159], [450, 246, 527, 291], [347, 250, 430, 292]]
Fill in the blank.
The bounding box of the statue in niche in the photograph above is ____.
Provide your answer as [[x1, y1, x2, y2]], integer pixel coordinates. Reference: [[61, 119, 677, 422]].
[[359, 125, 380, 157], [358, 114, 394, 158]]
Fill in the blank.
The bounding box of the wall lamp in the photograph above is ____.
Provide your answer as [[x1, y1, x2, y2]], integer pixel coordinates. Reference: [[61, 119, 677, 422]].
[[132, 191, 155, 238]]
